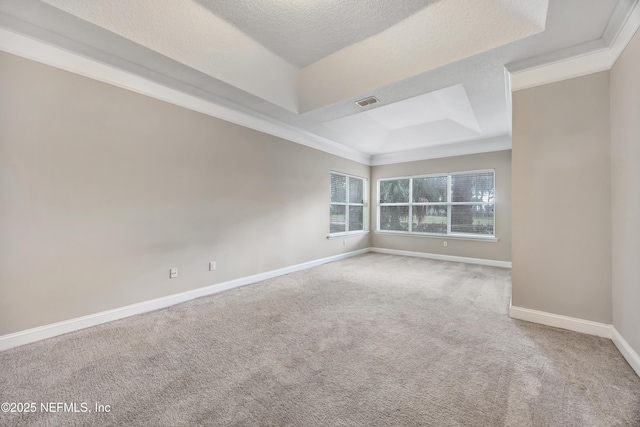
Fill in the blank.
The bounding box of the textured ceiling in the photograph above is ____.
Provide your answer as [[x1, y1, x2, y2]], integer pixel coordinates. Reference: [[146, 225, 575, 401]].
[[193, 0, 437, 68], [37, 0, 300, 111], [0, 0, 627, 161], [298, 0, 549, 112], [37, 0, 548, 114]]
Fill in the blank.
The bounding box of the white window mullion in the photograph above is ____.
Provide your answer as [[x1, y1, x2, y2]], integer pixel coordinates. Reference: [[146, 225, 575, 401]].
[[446, 175, 452, 235], [331, 171, 367, 236], [408, 178, 413, 232], [377, 180, 381, 232], [345, 177, 350, 232], [375, 170, 494, 238]]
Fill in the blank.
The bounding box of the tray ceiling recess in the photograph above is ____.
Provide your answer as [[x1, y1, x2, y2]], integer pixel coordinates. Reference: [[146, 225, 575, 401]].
[[0, 0, 635, 164], [36, 0, 549, 113]]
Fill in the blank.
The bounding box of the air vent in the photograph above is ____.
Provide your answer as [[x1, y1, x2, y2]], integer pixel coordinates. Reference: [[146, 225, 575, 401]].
[[355, 96, 379, 107]]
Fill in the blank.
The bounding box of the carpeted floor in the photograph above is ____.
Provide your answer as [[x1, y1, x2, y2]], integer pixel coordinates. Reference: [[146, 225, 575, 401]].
[[1, 253, 639, 426]]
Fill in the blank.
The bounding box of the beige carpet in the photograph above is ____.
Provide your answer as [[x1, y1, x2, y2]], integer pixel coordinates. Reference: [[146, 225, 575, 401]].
[[1, 253, 639, 426]]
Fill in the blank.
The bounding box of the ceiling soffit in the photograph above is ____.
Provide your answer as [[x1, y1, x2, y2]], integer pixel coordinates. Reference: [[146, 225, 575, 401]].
[[323, 84, 482, 154], [40, 0, 300, 112], [1, 0, 633, 165], [191, 0, 437, 68], [299, 0, 549, 112], [40, 0, 549, 114]]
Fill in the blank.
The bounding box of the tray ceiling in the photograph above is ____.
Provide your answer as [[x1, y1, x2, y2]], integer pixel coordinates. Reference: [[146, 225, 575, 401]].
[[0, 0, 630, 162]]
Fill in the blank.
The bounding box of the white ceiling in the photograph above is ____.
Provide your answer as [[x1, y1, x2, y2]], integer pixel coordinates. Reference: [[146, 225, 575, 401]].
[[34, 0, 549, 114], [323, 84, 482, 154], [0, 0, 632, 163], [193, 0, 437, 68]]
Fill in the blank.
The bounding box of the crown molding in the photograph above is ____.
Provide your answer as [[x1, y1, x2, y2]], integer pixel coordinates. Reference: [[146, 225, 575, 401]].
[[0, 26, 372, 166], [0, 24, 512, 168], [603, 0, 638, 45], [5, 0, 636, 168], [504, 67, 513, 136], [508, 0, 640, 91], [509, 48, 612, 92], [608, 0, 640, 65], [369, 135, 512, 166]]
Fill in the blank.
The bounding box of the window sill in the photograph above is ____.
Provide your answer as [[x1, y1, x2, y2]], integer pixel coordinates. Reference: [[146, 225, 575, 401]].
[[374, 231, 498, 242], [327, 231, 370, 239]]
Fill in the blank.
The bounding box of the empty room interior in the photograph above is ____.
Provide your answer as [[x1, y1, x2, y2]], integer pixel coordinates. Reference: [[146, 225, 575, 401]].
[[1, 0, 639, 425]]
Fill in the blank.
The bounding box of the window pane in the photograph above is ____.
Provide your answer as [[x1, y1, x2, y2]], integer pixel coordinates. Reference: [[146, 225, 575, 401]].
[[451, 204, 494, 235], [331, 173, 347, 203], [413, 176, 448, 203], [349, 177, 364, 204], [379, 179, 410, 203], [412, 205, 447, 234], [349, 206, 363, 231], [330, 204, 346, 233], [451, 172, 494, 203], [379, 206, 409, 231]]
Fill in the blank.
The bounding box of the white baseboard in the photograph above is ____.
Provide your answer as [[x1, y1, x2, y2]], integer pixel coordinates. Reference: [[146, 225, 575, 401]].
[[3, 248, 639, 380], [509, 304, 640, 378], [370, 247, 512, 268], [509, 304, 612, 338], [612, 327, 640, 378], [0, 247, 507, 351], [0, 248, 370, 352]]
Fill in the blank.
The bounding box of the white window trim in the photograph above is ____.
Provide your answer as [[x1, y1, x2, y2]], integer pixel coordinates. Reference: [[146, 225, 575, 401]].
[[329, 171, 369, 237], [326, 230, 370, 240], [374, 231, 498, 242], [377, 169, 495, 239]]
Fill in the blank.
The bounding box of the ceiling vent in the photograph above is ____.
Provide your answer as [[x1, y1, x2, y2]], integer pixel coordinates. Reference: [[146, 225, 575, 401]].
[[355, 96, 379, 108]]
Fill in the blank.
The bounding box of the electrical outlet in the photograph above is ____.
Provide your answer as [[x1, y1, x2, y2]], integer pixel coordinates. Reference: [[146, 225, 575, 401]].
[[170, 268, 178, 279], [209, 261, 216, 271], [343, 240, 346, 246], [443, 241, 448, 247]]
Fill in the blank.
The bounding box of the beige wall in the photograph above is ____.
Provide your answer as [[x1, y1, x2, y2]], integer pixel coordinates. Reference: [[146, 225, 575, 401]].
[[0, 52, 370, 335], [611, 30, 640, 354], [371, 151, 512, 262], [512, 72, 612, 324]]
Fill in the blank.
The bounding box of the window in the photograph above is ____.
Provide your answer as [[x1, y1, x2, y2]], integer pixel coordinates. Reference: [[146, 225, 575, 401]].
[[330, 172, 367, 235], [378, 170, 495, 237]]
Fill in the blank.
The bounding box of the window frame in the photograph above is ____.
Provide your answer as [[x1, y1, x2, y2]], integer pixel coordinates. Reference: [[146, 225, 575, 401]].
[[329, 171, 368, 238], [376, 169, 496, 240]]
